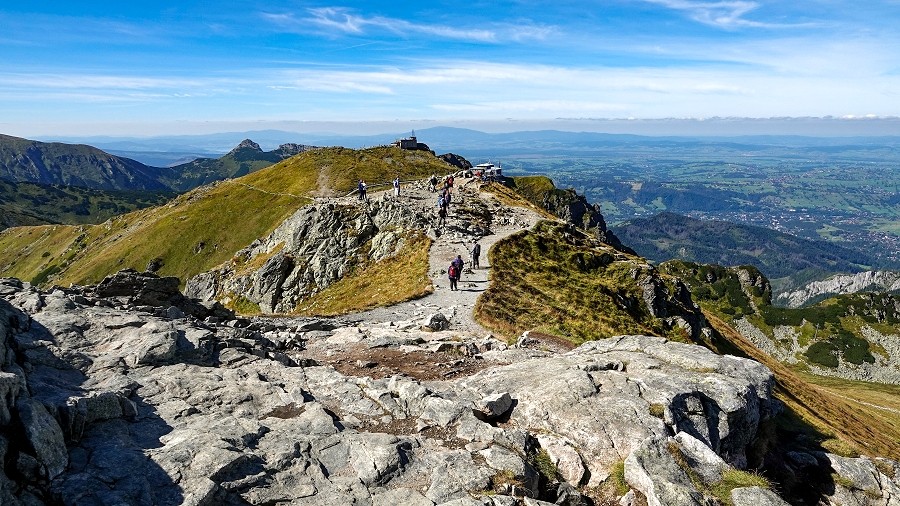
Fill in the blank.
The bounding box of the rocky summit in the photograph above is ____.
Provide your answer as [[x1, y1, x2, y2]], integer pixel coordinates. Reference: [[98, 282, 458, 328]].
[[2, 276, 897, 505]]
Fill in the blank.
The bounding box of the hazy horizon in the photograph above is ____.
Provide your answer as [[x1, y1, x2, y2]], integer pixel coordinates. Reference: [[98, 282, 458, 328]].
[[14, 117, 900, 143]]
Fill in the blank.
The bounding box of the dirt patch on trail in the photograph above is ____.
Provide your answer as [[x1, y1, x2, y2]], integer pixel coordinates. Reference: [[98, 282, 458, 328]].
[[521, 330, 578, 353], [306, 344, 494, 381], [313, 165, 337, 197]]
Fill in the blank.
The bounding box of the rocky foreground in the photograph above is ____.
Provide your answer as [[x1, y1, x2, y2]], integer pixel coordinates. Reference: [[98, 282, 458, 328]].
[[2, 275, 899, 505]]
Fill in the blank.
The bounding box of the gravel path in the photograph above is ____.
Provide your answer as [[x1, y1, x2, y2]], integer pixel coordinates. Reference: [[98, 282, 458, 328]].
[[347, 177, 542, 336]]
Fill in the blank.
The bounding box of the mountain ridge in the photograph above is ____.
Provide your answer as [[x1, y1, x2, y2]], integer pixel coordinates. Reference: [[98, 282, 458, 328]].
[[0, 133, 321, 194], [0, 133, 168, 191]]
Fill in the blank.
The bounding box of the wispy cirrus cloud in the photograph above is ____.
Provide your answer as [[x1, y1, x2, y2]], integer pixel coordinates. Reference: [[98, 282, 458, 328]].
[[641, 0, 812, 29], [261, 7, 554, 43], [0, 73, 204, 90]]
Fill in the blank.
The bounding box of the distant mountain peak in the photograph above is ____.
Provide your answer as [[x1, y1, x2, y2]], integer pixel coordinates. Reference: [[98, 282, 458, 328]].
[[275, 143, 315, 157], [230, 139, 262, 153]]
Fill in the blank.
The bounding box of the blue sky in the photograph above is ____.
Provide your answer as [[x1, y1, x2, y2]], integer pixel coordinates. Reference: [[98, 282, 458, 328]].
[[1, 1, 899, 137]]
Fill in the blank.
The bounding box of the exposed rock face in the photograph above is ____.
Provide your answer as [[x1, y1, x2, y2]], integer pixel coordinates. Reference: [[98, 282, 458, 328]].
[[87, 269, 234, 321], [0, 278, 830, 505], [733, 315, 900, 385], [187, 198, 429, 313], [777, 270, 900, 308], [776, 450, 900, 506], [438, 153, 473, 171], [274, 143, 316, 159], [228, 138, 263, 154], [530, 186, 632, 253]]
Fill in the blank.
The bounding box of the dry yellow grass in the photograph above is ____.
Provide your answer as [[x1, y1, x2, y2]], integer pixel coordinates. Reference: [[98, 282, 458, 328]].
[[474, 221, 679, 344], [480, 181, 557, 219], [294, 233, 433, 316]]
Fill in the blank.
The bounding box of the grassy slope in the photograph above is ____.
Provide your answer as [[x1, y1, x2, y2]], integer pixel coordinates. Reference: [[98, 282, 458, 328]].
[[474, 220, 681, 344], [501, 175, 557, 202], [481, 179, 557, 220], [0, 146, 449, 286], [161, 146, 290, 192]]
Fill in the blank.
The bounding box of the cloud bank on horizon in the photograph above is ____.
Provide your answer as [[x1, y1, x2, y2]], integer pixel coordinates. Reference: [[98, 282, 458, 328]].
[[0, 0, 898, 137]]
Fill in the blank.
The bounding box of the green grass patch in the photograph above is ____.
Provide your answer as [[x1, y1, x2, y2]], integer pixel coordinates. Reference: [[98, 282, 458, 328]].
[[709, 469, 771, 505], [295, 233, 433, 316], [531, 448, 559, 482], [649, 403, 666, 419], [227, 294, 262, 316], [609, 459, 629, 496]]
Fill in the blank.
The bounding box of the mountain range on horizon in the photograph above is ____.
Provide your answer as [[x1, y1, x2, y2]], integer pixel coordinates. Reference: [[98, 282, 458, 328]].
[[41, 125, 900, 167]]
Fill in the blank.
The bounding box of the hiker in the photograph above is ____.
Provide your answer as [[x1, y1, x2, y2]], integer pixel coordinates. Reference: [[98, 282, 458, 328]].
[[442, 187, 451, 208], [471, 241, 481, 269], [429, 174, 438, 192], [437, 205, 447, 228], [357, 179, 367, 201], [448, 261, 459, 291], [451, 255, 464, 280], [393, 176, 401, 198]]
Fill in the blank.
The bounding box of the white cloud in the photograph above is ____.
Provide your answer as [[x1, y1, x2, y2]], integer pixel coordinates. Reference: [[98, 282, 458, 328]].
[[430, 99, 631, 114], [2, 57, 899, 128], [641, 0, 809, 29], [0, 73, 204, 90], [262, 7, 553, 43]]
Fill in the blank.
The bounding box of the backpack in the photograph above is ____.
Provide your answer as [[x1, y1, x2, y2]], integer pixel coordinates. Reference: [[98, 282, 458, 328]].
[[448, 264, 458, 278]]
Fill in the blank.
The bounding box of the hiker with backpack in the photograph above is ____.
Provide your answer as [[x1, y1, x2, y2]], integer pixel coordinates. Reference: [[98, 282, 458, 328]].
[[442, 187, 452, 208], [471, 242, 481, 269], [448, 255, 464, 291], [393, 176, 401, 198], [448, 261, 459, 291], [452, 255, 464, 280]]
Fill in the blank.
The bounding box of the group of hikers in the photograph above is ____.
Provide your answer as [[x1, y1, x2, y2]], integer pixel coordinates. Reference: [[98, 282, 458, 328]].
[[447, 241, 481, 291], [435, 174, 455, 228], [356, 175, 403, 202], [355, 172, 484, 293]]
